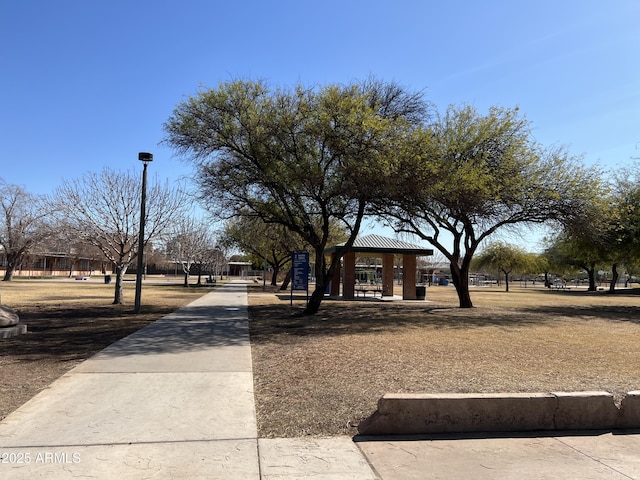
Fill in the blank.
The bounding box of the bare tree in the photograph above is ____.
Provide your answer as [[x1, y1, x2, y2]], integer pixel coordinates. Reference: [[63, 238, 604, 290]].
[[52, 168, 188, 304], [199, 244, 228, 282], [190, 240, 222, 285], [165, 217, 213, 286], [33, 228, 105, 277], [0, 179, 51, 281]]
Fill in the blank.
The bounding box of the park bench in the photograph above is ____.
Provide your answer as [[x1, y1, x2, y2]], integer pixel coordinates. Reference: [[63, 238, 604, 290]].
[[355, 281, 383, 297]]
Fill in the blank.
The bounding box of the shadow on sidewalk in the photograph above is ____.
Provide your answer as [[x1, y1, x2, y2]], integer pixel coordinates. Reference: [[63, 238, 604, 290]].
[[353, 429, 640, 443], [86, 303, 250, 357]]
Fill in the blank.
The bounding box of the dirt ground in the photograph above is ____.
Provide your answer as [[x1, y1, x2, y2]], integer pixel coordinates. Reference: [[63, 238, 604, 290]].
[[248, 284, 640, 437], [2, 279, 639, 440]]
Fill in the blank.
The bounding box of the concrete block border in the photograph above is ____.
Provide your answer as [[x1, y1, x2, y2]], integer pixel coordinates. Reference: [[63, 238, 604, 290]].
[[358, 391, 640, 435]]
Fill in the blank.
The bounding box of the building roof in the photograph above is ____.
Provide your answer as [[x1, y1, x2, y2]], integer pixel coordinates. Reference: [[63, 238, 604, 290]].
[[325, 234, 433, 256]]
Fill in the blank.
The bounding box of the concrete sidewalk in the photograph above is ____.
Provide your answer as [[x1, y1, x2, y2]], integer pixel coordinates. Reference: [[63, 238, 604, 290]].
[[0, 281, 374, 479], [1, 280, 640, 479], [358, 431, 640, 479]]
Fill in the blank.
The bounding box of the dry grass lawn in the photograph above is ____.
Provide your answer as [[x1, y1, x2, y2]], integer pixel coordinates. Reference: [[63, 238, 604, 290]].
[[2, 279, 639, 440], [248, 284, 640, 437], [0, 278, 208, 420]]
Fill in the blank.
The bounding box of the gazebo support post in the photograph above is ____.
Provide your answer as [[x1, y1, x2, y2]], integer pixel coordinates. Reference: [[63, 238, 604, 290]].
[[343, 252, 356, 299], [402, 254, 417, 300], [382, 254, 394, 297]]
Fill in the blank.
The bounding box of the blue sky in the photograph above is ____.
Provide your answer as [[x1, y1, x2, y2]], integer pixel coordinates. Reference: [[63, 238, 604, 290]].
[[2, 0, 638, 204]]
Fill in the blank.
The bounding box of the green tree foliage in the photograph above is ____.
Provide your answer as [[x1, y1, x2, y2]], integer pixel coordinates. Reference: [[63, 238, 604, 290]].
[[545, 168, 637, 292], [221, 216, 303, 287], [472, 242, 533, 292], [381, 104, 603, 307], [611, 161, 640, 285], [221, 215, 349, 288], [542, 234, 606, 291], [163, 78, 425, 314], [531, 250, 578, 288]]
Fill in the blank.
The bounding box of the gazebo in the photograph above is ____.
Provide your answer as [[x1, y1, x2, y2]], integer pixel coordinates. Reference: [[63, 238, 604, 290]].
[[324, 234, 434, 300]]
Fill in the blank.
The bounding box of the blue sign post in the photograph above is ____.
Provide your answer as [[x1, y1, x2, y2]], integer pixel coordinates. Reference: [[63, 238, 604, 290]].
[[291, 251, 309, 306]]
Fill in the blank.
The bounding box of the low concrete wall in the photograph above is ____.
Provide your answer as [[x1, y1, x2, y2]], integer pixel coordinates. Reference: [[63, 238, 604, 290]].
[[553, 391, 619, 430], [358, 391, 640, 435], [619, 391, 640, 429]]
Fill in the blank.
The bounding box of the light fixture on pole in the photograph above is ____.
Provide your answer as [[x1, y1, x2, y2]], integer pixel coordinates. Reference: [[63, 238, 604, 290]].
[[134, 152, 153, 313]]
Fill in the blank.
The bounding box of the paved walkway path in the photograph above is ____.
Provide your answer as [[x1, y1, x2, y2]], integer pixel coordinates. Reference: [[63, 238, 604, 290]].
[[0, 281, 375, 479], [2, 280, 640, 478]]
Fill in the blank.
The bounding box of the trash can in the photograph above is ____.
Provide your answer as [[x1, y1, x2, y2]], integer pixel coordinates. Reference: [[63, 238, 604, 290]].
[[416, 285, 426, 300], [104, 275, 111, 284]]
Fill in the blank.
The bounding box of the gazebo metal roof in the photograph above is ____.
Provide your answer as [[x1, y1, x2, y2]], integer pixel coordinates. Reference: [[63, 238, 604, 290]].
[[325, 234, 433, 256]]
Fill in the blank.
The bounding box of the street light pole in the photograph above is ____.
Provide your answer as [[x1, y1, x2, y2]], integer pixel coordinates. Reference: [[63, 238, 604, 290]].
[[134, 152, 153, 313]]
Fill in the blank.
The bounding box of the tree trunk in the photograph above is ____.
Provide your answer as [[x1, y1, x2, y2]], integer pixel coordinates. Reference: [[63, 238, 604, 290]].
[[279, 269, 291, 291], [449, 261, 473, 308], [304, 249, 331, 315], [304, 275, 325, 314], [183, 270, 189, 287], [271, 265, 279, 286], [504, 270, 510, 292], [2, 252, 22, 281], [68, 259, 77, 278], [305, 283, 325, 315], [113, 265, 127, 304], [609, 263, 619, 293], [3, 266, 15, 281], [586, 266, 597, 291]]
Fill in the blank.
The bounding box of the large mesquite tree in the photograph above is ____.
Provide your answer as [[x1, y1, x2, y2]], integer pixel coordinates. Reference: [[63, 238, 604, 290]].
[[380, 105, 603, 308], [163, 78, 426, 314]]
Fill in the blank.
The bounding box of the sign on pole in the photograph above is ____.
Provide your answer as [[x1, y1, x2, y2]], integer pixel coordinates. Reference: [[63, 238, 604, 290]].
[[291, 250, 309, 305]]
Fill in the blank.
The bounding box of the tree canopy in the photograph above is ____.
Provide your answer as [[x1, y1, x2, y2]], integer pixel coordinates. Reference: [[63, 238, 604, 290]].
[[611, 161, 640, 273], [163, 78, 426, 314], [380, 104, 603, 307], [472, 241, 534, 292], [221, 216, 305, 287], [541, 161, 640, 292]]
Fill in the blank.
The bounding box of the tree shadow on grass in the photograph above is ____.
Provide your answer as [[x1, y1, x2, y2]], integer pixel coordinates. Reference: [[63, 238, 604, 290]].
[[2, 302, 250, 362], [249, 301, 552, 344], [519, 304, 640, 324], [248, 295, 640, 345]]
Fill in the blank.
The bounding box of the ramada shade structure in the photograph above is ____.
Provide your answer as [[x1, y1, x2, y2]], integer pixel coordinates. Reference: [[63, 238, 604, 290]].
[[324, 234, 434, 300]]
